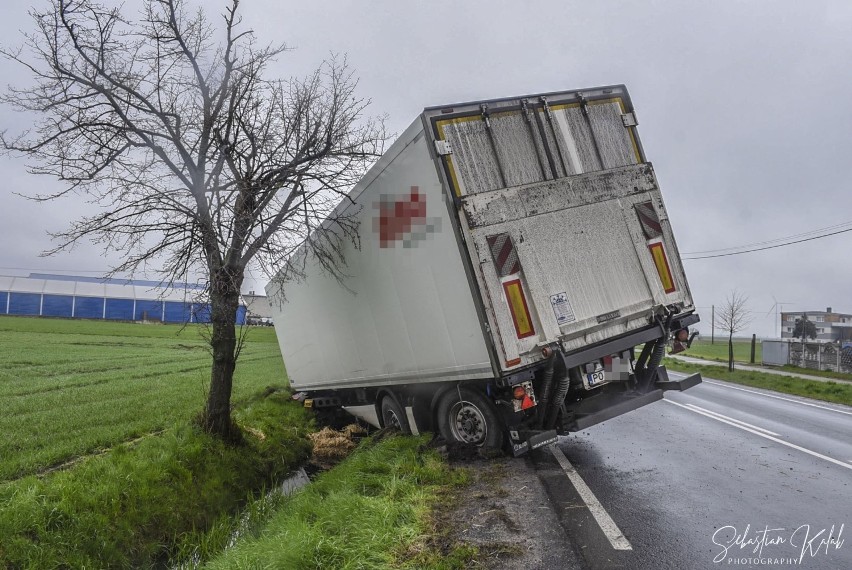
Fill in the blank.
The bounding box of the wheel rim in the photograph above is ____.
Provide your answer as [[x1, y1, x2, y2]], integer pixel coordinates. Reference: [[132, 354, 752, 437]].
[[386, 409, 401, 429], [449, 400, 487, 445]]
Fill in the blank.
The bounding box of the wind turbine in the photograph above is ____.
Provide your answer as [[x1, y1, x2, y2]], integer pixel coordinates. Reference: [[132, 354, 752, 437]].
[[766, 296, 794, 338]]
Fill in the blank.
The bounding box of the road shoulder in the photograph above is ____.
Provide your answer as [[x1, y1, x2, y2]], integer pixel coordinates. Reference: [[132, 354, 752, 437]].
[[445, 453, 581, 569]]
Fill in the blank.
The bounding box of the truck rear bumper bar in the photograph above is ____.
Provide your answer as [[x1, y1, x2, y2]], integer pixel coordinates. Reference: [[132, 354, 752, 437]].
[[571, 389, 664, 431], [568, 369, 702, 431], [655, 368, 702, 391]]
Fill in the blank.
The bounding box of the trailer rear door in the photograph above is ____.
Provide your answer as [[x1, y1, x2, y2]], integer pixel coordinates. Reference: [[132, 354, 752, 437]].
[[425, 86, 694, 371]]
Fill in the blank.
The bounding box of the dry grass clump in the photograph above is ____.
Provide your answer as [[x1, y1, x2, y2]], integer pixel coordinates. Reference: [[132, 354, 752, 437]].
[[309, 424, 367, 469]]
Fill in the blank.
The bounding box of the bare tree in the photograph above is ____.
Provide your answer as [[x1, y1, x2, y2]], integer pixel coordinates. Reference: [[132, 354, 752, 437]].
[[1, 0, 385, 439], [714, 290, 752, 371]]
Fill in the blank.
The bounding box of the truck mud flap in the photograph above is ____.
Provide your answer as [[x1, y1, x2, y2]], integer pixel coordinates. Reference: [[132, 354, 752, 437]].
[[510, 429, 558, 457], [570, 389, 663, 431], [655, 372, 702, 392]]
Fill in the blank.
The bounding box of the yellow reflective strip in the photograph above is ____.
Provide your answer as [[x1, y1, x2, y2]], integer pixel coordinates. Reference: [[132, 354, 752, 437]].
[[445, 155, 462, 197], [586, 97, 621, 107], [649, 243, 675, 293], [504, 280, 534, 337], [627, 128, 642, 164], [548, 102, 581, 112]]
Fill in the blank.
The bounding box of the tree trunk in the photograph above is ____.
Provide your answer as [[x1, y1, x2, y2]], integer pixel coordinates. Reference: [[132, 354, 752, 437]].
[[202, 265, 244, 440], [728, 332, 735, 372]]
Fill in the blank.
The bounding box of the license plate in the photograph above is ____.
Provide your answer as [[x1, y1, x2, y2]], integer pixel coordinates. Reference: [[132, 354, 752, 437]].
[[585, 370, 606, 389], [587, 370, 605, 385]]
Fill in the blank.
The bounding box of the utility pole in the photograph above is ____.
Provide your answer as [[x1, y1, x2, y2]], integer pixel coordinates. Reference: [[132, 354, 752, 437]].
[[711, 304, 715, 344], [751, 334, 756, 363]]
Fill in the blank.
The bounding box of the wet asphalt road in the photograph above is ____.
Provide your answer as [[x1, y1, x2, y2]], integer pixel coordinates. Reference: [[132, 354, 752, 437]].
[[530, 372, 852, 570]]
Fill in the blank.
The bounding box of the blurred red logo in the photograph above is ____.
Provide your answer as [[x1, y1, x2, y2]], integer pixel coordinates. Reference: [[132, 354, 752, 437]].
[[374, 186, 440, 248]]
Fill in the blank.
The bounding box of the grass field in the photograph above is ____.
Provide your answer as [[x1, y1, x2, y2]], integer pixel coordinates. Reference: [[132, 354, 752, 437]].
[[664, 359, 852, 406], [0, 315, 286, 481], [682, 338, 762, 363]]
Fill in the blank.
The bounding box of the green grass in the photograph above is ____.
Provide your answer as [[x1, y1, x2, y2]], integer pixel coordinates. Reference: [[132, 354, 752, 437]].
[[664, 358, 852, 406], [776, 364, 852, 382], [682, 338, 762, 364], [681, 337, 852, 382], [0, 390, 314, 569], [0, 315, 285, 481], [203, 435, 476, 570]]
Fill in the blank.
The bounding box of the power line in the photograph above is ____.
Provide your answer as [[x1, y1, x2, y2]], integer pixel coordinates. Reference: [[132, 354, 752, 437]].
[[682, 219, 852, 256], [682, 226, 852, 260]]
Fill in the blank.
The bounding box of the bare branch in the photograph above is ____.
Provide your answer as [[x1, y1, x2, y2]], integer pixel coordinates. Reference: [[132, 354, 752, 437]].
[[0, 0, 385, 437]]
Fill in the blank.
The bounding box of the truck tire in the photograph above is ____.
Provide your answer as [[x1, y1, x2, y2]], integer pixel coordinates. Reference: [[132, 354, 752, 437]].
[[436, 387, 504, 449], [380, 395, 411, 434]]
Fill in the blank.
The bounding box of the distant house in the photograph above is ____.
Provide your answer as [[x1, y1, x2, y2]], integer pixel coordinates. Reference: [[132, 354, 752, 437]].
[[780, 307, 852, 341], [243, 291, 272, 324]]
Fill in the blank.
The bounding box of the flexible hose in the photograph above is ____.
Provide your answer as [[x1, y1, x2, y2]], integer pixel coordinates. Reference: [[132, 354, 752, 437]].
[[640, 312, 674, 389], [544, 361, 571, 429], [643, 338, 666, 386], [536, 351, 556, 429]]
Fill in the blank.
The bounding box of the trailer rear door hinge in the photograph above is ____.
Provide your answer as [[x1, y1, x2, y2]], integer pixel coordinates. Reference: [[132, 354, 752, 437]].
[[435, 140, 453, 156], [621, 111, 638, 127]]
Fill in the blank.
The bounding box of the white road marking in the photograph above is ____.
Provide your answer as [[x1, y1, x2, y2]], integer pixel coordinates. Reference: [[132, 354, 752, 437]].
[[683, 403, 779, 436], [549, 444, 633, 551], [702, 379, 852, 416], [664, 399, 852, 471]]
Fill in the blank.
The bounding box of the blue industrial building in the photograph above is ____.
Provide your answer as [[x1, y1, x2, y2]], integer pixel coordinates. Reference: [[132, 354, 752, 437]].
[[0, 274, 246, 324]]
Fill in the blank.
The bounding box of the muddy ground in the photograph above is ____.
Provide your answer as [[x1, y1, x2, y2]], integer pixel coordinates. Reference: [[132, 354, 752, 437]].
[[440, 450, 580, 569], [307, 425, 580, 569]]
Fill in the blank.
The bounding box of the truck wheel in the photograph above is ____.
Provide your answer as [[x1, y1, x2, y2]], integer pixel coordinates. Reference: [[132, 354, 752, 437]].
[[436, 387, 504, 449], [380, 395, 411, 434]]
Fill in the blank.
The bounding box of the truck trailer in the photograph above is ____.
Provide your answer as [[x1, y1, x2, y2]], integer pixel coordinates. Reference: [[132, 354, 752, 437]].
[[266, 85, 701, 456]]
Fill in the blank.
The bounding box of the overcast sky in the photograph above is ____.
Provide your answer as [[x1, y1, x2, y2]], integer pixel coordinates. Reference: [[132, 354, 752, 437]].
[[1, 0, 850, 338]]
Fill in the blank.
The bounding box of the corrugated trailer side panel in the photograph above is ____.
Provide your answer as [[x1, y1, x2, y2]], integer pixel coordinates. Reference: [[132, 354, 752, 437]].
[[267, 121, 492, 391]]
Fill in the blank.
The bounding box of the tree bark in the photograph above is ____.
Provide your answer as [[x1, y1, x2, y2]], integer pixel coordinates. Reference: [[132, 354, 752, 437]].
[[728, 332, 735, 372], [202, 265, 244, 440]]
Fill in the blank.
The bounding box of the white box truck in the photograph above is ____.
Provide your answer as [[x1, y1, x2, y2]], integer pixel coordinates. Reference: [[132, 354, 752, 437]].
[[267, 85, 701, 456]]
